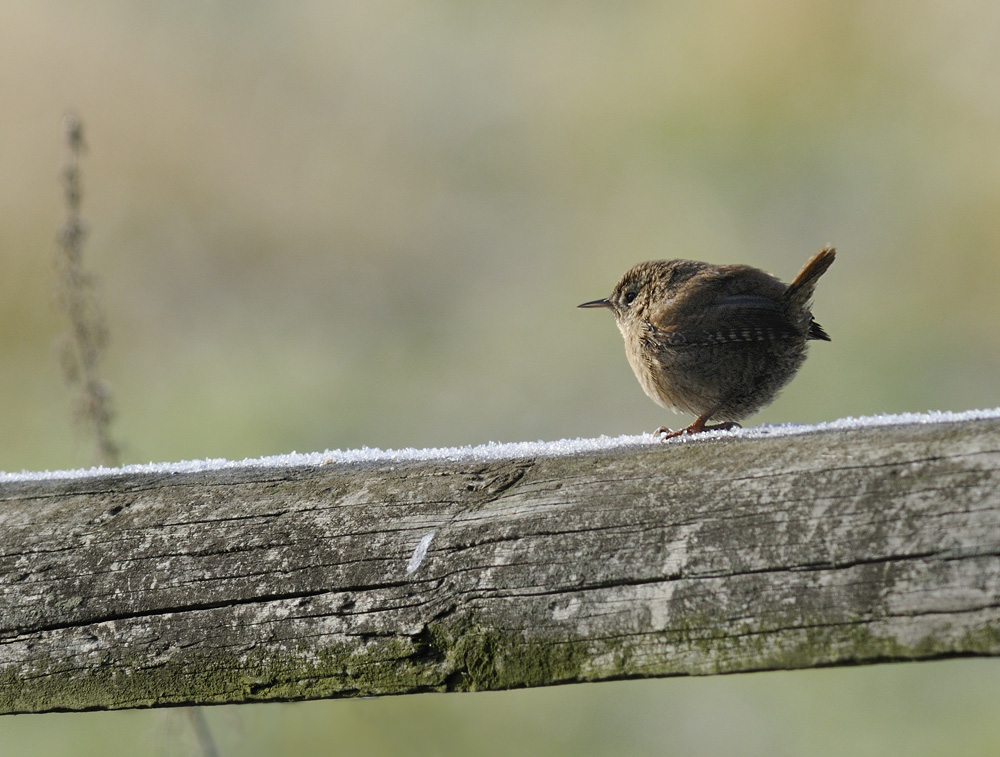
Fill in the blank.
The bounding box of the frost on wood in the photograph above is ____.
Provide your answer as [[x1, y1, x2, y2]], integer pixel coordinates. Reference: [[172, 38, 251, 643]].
[[4, 407, 998, 483], [1, 416, 999, 714]]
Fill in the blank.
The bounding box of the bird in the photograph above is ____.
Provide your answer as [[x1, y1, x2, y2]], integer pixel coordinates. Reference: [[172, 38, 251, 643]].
[[579, 246, 835, 439]]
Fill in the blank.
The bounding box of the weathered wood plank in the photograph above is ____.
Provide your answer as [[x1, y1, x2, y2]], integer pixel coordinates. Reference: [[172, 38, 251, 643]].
[[1, 418, 999, 713]]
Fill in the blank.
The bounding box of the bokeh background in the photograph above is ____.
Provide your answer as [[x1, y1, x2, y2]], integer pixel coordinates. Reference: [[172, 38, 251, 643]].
[[2, 0, 999, 754]]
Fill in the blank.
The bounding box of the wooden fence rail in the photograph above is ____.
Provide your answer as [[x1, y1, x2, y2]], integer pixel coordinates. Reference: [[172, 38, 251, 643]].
[[1, 416, 999, 714]]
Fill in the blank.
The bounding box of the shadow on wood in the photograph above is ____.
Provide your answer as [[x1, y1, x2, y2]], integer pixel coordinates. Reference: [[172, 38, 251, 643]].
[[1, 417, 999, 713]]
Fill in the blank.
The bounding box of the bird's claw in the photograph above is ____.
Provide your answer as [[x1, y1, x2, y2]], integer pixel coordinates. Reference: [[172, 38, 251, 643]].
[[657, 421, 741, 440]]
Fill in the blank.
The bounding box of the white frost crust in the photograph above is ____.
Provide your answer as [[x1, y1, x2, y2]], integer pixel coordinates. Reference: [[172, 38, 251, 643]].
[[3, 408, 998, 483]]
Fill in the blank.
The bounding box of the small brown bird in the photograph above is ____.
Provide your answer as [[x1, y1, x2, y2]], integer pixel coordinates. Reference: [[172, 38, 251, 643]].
[[579, 246, 835, 438]]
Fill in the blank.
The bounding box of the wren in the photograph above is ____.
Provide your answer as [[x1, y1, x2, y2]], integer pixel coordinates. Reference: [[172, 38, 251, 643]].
[[579, 246, 835, 438]]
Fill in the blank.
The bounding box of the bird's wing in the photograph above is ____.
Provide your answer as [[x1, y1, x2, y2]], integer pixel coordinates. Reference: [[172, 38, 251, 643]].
[[652, 294, 801, 348]]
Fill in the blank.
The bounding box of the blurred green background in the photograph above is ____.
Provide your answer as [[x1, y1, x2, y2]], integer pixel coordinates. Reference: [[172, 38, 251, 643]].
[[2, 0, 999, 754]]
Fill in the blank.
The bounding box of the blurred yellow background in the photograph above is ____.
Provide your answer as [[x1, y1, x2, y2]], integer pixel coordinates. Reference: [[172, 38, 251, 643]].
[[2, 1, 999, 754]]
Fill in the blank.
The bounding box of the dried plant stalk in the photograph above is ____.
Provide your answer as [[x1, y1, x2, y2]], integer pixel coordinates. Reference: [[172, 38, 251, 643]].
[[54, 114, 120, 467]]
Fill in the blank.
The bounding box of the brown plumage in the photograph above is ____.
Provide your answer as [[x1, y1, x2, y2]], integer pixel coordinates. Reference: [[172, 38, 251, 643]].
[[579, 246, 835, 438]]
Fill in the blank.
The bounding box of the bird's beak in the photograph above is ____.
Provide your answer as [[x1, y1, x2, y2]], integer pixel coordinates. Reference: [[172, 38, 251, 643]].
[[578, 298, 611, 309]]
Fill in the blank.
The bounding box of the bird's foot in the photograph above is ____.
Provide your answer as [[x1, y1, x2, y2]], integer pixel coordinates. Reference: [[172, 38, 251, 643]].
[[656, 421, 741, 440]]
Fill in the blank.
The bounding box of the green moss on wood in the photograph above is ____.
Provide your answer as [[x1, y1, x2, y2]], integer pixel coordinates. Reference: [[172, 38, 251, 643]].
[[4, 610, 999, 714]]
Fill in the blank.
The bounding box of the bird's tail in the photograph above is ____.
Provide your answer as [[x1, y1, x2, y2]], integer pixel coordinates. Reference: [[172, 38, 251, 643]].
[[785, 245, 836, 312]]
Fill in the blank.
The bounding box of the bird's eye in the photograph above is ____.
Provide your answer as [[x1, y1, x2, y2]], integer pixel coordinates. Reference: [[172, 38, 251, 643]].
[[624, 290, 637, 304]]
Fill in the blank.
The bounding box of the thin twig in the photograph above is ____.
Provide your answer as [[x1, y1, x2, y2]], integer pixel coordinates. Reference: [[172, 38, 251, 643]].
[[186, 709, 220, 757], [54, 113, 120, 468]]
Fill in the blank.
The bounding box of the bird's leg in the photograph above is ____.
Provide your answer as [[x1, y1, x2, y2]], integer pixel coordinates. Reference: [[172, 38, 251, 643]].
[[657, 411, 741, 440]]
